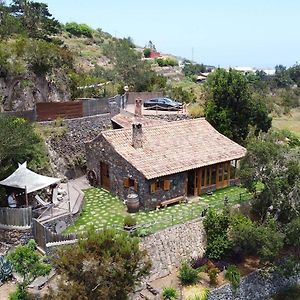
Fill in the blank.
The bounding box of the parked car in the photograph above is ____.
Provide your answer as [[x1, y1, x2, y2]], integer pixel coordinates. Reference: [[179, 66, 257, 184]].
[[143, 97, 182, 109]]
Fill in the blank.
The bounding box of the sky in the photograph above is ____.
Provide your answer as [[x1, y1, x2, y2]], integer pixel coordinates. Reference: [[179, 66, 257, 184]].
[[39, 0, 299, 69]]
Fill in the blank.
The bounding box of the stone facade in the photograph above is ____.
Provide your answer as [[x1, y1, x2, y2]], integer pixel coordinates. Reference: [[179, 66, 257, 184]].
[[208, 270, 300, 300], [86, 134, 188, 208]]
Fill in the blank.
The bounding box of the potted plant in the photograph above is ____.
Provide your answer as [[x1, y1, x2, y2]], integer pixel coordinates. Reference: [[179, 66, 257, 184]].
[[123, 215, 137, 232]]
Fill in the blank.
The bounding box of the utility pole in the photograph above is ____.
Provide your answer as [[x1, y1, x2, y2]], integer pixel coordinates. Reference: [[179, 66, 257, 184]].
[[191, 47, 194, 62]]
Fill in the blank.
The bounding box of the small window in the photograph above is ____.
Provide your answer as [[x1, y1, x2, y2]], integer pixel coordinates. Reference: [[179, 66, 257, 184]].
[[150, 182, 156, 194], [163, 180, 171, 191], [124, 177, 138, 191]]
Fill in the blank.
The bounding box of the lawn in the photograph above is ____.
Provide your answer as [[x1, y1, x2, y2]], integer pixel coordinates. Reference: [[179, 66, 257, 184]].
[[272, 108, 300, 137], [65, 186, 253, 235]]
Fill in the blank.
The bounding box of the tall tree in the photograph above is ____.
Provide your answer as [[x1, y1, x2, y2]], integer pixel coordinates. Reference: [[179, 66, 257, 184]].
[[239, 130, 300, 223], [0, 115, 50, 180], [205, 68, 271, 144], [10, 0, 61, 40], [103, 39, 165, 91]]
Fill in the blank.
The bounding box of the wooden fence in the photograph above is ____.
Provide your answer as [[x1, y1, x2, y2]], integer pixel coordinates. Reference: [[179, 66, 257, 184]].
[[36, 102, 83, 121], [0, 207, 32, 228], [32, 218, 77, 252]]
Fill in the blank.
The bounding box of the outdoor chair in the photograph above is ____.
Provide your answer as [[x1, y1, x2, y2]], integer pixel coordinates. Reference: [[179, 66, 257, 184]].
[[35, 195, 51, 207]]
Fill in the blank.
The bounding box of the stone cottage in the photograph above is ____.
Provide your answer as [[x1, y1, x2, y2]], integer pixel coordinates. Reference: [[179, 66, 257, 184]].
[[85, 117, 246, 209]]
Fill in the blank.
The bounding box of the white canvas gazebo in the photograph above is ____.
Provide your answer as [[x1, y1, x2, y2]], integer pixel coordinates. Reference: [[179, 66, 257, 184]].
[[0, 162, 60, 205]]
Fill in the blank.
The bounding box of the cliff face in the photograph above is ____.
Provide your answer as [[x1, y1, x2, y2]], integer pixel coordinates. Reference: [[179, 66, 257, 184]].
[[0, 71, 71, 112]]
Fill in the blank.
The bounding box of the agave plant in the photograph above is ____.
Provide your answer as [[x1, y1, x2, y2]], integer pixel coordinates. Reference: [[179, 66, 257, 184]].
[[0, 255, 13, 283]]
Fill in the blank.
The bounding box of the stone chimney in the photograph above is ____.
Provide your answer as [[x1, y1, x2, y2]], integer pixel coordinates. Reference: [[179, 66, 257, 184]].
[[132, 123, 143, 149], [135, 98, 142, 117]]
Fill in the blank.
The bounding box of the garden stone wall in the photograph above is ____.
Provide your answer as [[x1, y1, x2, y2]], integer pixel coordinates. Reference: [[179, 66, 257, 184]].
[[208, 270, 300, 300], [140, 218, 206, 281], [41, 113, 112, 178], [0, 227, 32, 255]]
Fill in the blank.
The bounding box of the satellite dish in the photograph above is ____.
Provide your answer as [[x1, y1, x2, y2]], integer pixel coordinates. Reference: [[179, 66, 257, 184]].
[[55, 221, 67, 234]]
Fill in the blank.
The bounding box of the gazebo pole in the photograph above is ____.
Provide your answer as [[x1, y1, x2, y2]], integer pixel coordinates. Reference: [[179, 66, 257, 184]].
[[25, 186, 28, 206]]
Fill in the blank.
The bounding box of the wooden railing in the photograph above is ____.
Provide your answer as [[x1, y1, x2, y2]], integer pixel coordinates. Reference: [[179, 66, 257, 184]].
[[0, 207, 32, 228], [32, 218, 77, 252]]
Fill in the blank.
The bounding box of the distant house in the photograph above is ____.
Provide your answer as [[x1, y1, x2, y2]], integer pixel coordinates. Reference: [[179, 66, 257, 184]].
[[149, 50, 161, 59], [85, 116, 246, 209]]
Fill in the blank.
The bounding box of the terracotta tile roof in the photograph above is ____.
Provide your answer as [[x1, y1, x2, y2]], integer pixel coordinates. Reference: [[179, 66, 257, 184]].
[[102, 118, 247, 180], [111, 113, 164, 128]]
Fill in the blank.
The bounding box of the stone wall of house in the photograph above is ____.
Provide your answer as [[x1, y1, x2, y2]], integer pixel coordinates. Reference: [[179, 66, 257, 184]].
[[148, 173, 187, 207], [86, 135, 148, 205], [208, 270, 300, 300], [86, 135, 189, 208], [140, 218, 206, 282]]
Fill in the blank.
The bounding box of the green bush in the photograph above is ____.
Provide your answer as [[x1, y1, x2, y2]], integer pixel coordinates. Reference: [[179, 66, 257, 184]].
[[188, 103, 204, 118], [205, 235, 232, 260], [143, 48, 151, 58], [178, 261, 198, 285], [123, 215, 137, 227], [231, 217, 285, 263], [9, 284, 32, 300], [156, 57, 178, 67], [65, 22, 93, 38], [285, 217, 300, 247], [162, 287, 178, 300], [203, 209, 231, 260], [225, 265, 241, 291]]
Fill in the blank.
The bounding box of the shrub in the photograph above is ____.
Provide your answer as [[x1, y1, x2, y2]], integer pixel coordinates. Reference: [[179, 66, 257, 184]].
[[188, 103, 204, 118], [183, 286, 209, 300], [156, 57, 178, 67], [205, 235, 232, 260], [225, 265, 241, 291], [9, 284, 32, 300], [0, 255, 13, 283], [207, 266, 220, 286], [143, 48, 151, 58], [162, 287, 178, 300], [65, 22, 93, 38], [178, 261, 198, 285], [123, 215, 137, 227], [231, 217, 285, 263], [203, 209, 231, 260], [285, 217, 300, 248]]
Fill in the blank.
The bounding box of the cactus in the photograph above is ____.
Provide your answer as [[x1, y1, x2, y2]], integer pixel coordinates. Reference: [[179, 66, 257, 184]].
[[0, 255, 13, 283]]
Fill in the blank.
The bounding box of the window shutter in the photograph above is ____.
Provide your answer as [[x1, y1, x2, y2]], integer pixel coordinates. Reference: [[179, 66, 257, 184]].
[[123, 178, 130, 188], [163, 180, 171, 191], [150, 182, 156, 194], [134, 180, 138, 191]]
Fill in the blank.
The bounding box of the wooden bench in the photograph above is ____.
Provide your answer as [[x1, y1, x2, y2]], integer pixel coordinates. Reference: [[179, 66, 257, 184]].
[[160, 196, 185, 208]]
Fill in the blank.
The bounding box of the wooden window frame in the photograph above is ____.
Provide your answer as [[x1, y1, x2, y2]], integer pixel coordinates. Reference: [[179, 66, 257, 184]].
[[124, 177, 138, 191]]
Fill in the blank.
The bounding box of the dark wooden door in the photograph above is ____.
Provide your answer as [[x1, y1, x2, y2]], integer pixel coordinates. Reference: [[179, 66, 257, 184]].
[[100, 162, 110, 190]]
